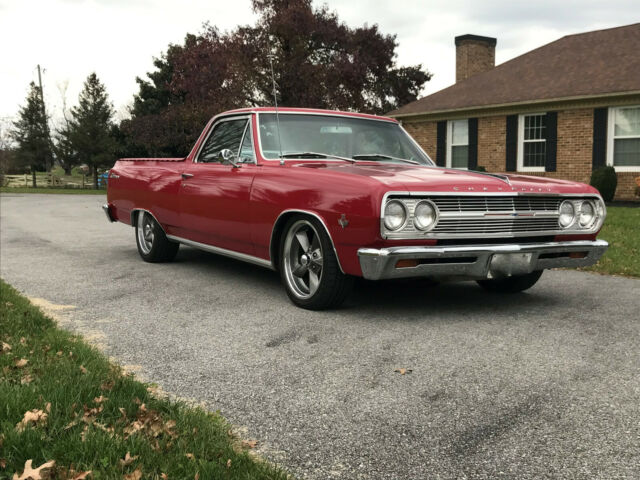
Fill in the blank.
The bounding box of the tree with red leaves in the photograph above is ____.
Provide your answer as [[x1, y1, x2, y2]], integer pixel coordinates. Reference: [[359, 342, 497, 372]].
[[120, 0, 431, 157]]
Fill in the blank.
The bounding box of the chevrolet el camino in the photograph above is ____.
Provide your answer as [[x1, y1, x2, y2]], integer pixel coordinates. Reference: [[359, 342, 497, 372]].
[[103, 108, 608, 309]]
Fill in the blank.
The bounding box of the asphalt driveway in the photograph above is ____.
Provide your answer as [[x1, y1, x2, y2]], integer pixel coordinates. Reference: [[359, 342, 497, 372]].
[[1, 193, 639, 479]]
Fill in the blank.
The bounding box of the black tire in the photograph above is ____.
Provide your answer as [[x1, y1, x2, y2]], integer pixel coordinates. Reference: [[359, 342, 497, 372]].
[[279, 215, 354, 310], [135, 211, 179, 263], [476, 270, 543, 293]]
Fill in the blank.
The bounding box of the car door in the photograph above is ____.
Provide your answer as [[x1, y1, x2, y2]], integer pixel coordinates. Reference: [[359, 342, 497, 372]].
[[178, 115, 258, 256]]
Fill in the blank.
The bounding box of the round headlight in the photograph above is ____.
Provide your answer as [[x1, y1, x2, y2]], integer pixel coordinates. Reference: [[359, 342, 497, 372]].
[[414, 200, 438, 231], [579, 201, 596, 228], [558, 200, 576, 228], [384, 200, 407, 231]]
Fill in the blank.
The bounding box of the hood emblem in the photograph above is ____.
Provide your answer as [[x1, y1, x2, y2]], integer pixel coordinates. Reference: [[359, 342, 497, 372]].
[[338, 214, 349, 228]]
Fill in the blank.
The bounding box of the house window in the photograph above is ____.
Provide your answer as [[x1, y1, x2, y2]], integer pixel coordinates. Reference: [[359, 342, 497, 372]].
[[607, 106, 640, 171], [517, 113, 546, 171], [447, 119, 469, 169]]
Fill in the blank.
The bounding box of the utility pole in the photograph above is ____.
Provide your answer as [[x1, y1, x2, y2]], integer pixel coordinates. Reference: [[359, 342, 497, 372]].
[[37, 64, 52, 171]]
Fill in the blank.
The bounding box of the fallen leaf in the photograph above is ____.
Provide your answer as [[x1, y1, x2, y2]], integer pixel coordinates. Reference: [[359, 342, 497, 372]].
[[15, 409, 48, 431], [12, 459, 55, 480], [119, 452, 139, 467], [57, 351, 63, 356], [19, 337, 27, 345], [0, 458, 6, 468], [185, 453, 195, 460], [21, 374, 33, 385], [71, 470, 92, 480], [15, 358, 28, 368], [242, 440, 258, 449], [123, 469, 142, 480], [100, 381, 115, 391], [226, 459, 231, 468], [93, 396, 108, 404], [194, 473, 199, 480], [1, 342, 11, 353], [394, 368, 413, 375], [160, 474, 168, 480], [79, 366, 88, 374], [5, 301, 13, 307], [45, 403, 51, 413]]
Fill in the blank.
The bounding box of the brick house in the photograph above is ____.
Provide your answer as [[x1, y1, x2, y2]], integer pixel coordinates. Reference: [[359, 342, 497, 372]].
[[389, 24, 640, 200]]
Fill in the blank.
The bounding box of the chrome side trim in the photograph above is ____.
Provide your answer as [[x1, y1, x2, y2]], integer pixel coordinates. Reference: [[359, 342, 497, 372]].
[[269, 209, 345, 273], [102, 204, 115, 222], [166, 235, 274, 270], [358, 239, 609, 281]]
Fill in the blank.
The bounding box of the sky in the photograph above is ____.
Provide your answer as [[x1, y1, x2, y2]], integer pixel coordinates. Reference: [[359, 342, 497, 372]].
[[1, 0, 638, 129]]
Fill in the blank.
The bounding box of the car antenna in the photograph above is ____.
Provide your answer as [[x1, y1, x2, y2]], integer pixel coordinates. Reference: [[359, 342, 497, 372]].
[[267, 40, 284, 165]]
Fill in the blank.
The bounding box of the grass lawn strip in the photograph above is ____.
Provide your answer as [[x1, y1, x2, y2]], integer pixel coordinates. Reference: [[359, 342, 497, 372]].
[[0, 187, 105, 195], [0, 279, 288, 480], [584, 206, 640, 278]]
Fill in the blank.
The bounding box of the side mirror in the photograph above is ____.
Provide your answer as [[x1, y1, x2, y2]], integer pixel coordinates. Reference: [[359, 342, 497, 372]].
[[218, 149, 241, 168]]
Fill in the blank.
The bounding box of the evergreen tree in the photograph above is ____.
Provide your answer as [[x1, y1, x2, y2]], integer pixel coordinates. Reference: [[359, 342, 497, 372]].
[[68, 73, 117, 188], [11, 82, 53, 186]]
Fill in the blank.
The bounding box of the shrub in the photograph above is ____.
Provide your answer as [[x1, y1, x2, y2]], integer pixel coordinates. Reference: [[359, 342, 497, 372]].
[[590, 166, 617, 202]]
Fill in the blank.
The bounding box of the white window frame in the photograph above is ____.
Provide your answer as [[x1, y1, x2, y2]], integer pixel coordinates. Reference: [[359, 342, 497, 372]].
[[607, 105, 640, 172], [446, 119, 469, 169], [517, 113, 546, 172]]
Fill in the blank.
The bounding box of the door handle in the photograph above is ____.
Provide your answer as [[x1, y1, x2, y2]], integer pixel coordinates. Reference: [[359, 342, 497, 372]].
[[181, 173, 194, 179]]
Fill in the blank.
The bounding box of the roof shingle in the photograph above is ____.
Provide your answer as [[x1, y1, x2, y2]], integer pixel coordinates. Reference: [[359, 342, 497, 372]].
[[389, 23, 640, 117]]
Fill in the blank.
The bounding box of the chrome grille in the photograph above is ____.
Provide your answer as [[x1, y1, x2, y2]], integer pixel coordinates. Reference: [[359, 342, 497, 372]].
[[433, 217, 560, 234], [431, 196, 561, 213]]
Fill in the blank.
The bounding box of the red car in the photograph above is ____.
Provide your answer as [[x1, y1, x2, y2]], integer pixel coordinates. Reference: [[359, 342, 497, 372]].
[[103, 108, 608, 309]]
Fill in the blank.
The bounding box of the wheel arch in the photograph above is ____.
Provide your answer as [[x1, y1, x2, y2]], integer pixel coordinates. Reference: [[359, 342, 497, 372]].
[[269, 209, 344, 274], [130, 209, 167, 235]]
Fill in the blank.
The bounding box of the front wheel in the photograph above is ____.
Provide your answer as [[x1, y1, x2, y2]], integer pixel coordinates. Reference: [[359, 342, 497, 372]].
[[476, 270, 543, 293], [135, 211, 179, 263], [280, 216, 353, 310]]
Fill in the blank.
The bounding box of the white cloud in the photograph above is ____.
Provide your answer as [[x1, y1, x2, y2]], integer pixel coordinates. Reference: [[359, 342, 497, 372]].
[[1, 0, 637, 125]]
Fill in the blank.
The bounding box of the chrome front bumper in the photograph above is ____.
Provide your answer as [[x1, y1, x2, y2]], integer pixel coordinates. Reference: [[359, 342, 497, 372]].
[[357, 240, 608, 281]]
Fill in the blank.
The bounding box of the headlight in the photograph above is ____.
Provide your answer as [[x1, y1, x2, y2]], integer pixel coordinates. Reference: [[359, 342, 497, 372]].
[[558, 200, 575, 228], [413, 200, 438, 231], [384, 200, 407, 231], [579, 201, 596, 228]]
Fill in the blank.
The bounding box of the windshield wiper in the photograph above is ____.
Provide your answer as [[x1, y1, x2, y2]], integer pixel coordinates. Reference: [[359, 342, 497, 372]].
[[280, 152, 356, 163], [352, 153, 420, 165]]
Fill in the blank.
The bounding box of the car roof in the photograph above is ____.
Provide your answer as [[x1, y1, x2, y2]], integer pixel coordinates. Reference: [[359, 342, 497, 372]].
[[217, 107, 398, 123]]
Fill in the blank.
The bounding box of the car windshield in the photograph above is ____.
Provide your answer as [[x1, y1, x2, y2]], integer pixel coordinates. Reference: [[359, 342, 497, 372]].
[[258, 113, 433, 165]]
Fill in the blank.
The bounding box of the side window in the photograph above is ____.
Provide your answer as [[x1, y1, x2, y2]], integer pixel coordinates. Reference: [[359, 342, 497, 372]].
[[239, 125, 256, 163], [199, 119, 248, 163]]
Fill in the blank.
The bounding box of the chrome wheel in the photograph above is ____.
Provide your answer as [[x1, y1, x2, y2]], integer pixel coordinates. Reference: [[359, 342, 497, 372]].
[[137, 212, 155, 255], [283, 219, 324, 299]]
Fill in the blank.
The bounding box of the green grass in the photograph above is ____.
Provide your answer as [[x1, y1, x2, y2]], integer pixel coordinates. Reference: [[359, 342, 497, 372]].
[[0, 280, 288, 479], [0, 187, 105, 195], [585, 206, 640, 277]]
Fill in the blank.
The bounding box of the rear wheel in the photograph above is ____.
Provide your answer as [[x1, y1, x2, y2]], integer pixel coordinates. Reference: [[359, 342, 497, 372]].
[[135, 211, 179, 263], [476, 270, 543, 293], [280, 216, 353, 310]]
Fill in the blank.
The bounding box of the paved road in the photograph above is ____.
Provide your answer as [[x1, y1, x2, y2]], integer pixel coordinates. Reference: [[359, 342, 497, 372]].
[[1, 193, 639, 479]]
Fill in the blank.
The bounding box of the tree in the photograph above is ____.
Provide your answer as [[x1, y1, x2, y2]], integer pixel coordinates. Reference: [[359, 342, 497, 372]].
[[120, 0, 431, 157], [68, 73, 117, 188], [53, 82, 79, 175], [11, 82, 53, 186]]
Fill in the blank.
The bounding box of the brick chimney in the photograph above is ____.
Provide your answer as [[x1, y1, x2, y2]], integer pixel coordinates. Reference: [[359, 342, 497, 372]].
[[455, 34, 497, 82]]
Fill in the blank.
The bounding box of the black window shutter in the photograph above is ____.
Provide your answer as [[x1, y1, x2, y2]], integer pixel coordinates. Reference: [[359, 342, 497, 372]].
[[436, 121, 447, 167], [592, 108, 608, 169], [545, 112, 558, 172], [505, 115, 518, 171], [468, 118, 478, 170]]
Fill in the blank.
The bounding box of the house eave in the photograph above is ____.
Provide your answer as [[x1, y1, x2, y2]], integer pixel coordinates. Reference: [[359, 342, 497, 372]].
[[391, 90, 640, 122]]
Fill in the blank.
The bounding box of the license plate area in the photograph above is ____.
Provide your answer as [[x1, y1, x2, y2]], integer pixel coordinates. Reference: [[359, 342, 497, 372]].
[[489, 252, 534, 277]]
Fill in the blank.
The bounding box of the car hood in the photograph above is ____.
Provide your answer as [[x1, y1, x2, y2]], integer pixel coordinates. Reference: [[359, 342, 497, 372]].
[[293, 162, 598, 195]]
